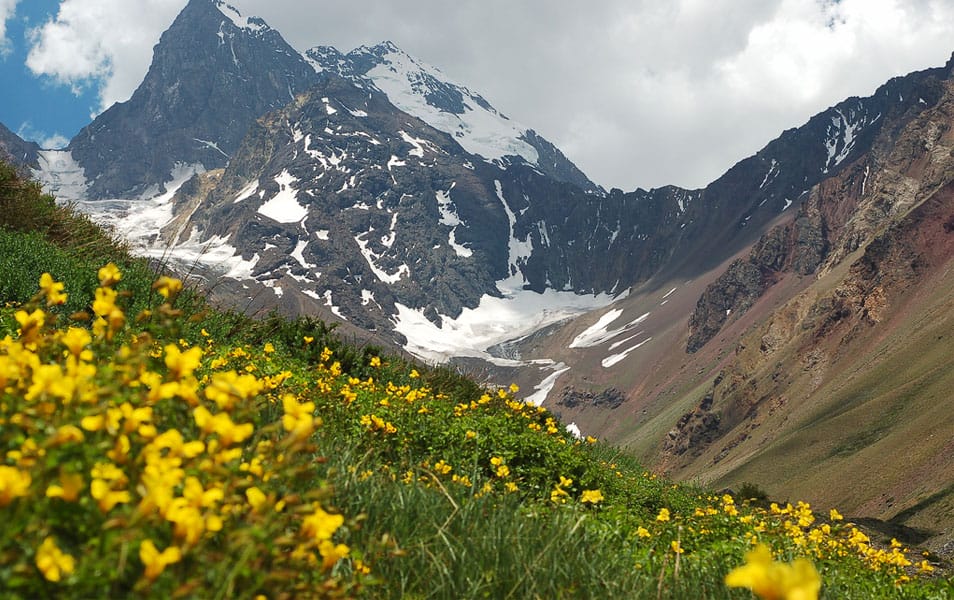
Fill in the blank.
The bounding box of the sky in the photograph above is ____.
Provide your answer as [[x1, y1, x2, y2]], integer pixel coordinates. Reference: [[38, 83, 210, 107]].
[[1, 0, 954, 190]]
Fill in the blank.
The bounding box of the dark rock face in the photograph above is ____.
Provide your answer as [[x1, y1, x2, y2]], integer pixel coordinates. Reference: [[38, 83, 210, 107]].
[[557, 386, 626, 410], [520, 129, 603, 194], [0, 123, 40, 171], [164, 47, 953, 345], [686, 189, 832, 353], [663, 395, 722, 457], [168, 77, 503, 329], [687, 259, 764, 353], [69, 0, 317, 198]]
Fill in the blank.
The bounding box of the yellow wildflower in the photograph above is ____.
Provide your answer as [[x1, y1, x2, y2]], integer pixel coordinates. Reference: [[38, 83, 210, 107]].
[[182, 476, 223, 509], [90, 479, 131, 513], [51, 424, 85, 446], [140, 539, 182, 581], [193, 406, 254, 446], [46, 471, 84, 502], [848, 528, 869, 546], [153, 276, 183, 299], [636, 526, 651, 538], [0, 465, 32, 506], [164, 344, 203, 380], [318, 540, 350, 570], [14, 308, 45, 343], [92, 287, 117, 316], [918, 559, 935, 573], [204, 370, 263, 410], [39, 272, 68, 306], [25, 364, 74, 403], [166, 500, 220, 545], [92, 287, 125, 335], [725, 544, 820, 600], [282, 394, 319, 441], [35, 537, 75, 582], [656, 507, 671, 522], [61, 327, 92, 357], [246, 487, 268, 512], [97, 263, 123, 286], [581, 489, 604, 504], [302, 506, 344, 541]]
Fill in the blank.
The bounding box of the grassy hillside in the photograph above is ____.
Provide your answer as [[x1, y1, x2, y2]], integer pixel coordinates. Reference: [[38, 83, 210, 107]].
[[0, 160, 950, 598]]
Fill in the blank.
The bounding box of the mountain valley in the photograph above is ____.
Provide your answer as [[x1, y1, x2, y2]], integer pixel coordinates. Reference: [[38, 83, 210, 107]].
[[3, 0, 953, 555]]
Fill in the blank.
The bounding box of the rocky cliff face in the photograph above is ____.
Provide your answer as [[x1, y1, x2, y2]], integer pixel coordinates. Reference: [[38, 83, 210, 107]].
[[685, 58, 953, 352], [67, 0, 317, 199], [652, 65, 954, 543], [0, 123, 39, 171]]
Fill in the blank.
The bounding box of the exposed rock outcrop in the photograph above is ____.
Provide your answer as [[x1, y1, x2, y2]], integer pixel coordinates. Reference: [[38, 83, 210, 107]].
[[557, 386, 626, 410], [0, 123, 40, 172]]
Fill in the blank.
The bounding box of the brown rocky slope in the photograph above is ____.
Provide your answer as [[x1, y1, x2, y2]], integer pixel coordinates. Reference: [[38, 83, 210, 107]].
[[656, 75, 954, 551], [517, 57, 954, 553]]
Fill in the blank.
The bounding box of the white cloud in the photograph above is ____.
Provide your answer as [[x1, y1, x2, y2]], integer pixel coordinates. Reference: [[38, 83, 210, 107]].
[[16, 121, 69, 149], [243, 0, 954, 189], [0, 0, 19, 57], [20, 0, 954, 190], [25, 0, 185, 107]]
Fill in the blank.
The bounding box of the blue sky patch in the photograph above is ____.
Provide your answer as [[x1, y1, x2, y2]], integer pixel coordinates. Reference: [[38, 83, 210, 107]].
[[1, 1, 101, 148]]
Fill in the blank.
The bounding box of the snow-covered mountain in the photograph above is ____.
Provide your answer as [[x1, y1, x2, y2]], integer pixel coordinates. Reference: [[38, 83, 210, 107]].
[[155, 74, 632, 364], [304, 42, 601, 194], [25, 0, 912, 371]]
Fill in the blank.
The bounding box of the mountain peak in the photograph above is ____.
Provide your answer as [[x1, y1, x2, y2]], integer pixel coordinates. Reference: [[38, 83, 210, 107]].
[[303, 40, 600, 192], [211, 0, 271, 34], [368, 40, 404, 55], [62, 0, 317, 199]]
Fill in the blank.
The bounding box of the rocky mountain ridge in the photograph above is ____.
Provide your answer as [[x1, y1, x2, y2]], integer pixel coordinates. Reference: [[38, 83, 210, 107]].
[[66, 0, 320, 199], [528, 56, 954, 549], [0, 123, 39, 171], [304, 41, 601, 193]]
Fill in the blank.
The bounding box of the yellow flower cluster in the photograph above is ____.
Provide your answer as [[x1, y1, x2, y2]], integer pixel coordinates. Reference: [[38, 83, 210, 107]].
[[0, 271, 354, 593], [636, 494, 931, 589]]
